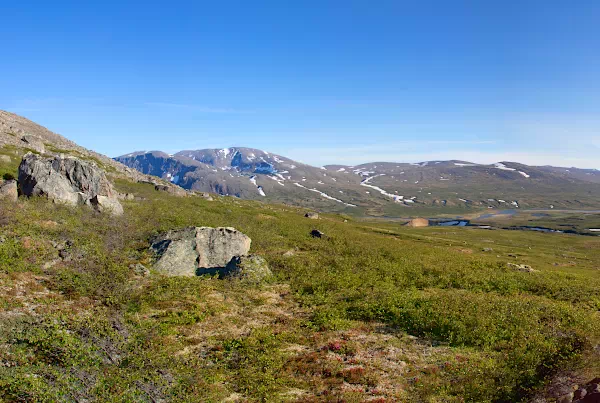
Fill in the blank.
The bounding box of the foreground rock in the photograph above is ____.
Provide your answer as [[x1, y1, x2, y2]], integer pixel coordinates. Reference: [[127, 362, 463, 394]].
[[18, 153, 123, 215], [405, 218, 429, 227], [151, 227, 251, 276], [0, 179, 17, 202]]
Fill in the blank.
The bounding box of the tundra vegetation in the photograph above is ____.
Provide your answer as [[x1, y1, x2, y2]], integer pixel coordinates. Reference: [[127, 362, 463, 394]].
[[0, 150, 599, 402]]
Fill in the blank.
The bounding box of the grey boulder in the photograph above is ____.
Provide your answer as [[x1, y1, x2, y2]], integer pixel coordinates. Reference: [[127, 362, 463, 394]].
[[151, 226, 251, 276], [18, 153, 123, 215]]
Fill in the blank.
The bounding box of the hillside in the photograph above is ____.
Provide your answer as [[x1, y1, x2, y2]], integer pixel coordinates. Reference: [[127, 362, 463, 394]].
[[116, 149, 600, 216], [1, 175, 600, 402], [1, 111, 599, 402], [0, 110, 176, 190]]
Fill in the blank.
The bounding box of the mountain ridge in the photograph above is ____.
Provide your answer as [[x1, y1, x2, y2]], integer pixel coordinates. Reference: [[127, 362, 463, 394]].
[[115, 147, 600, 214]]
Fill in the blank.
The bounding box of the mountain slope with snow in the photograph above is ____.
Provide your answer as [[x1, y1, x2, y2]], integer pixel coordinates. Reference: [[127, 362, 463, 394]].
[[116, 149, 600, 215]]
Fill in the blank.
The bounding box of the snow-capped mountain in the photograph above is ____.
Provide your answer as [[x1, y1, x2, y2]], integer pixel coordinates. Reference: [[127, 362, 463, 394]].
[[115, 148, 600, 214]]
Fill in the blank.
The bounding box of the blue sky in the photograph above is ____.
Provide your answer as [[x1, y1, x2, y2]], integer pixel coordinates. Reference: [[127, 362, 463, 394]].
[[1, 1, 599, 168]]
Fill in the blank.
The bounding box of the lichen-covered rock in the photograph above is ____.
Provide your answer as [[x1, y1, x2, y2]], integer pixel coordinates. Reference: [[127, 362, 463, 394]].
[[224, 255, 272, 282], [0, 179, 18, 202], [150, 227, 251, 276], [18, 153, 123, 215]]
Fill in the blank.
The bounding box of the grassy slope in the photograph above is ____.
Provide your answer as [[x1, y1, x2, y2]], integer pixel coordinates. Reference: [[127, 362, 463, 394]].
[[0, 174, 599, 402]]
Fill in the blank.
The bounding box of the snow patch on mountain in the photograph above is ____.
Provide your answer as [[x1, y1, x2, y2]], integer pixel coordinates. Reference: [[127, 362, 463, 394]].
[[518, 171, 530, 178], [360, 175, 403, 202], [293, 183, 356, 207], [494, 163, 516, 171]]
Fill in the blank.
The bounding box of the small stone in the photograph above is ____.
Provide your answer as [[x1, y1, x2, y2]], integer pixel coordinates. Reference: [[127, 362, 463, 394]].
[[482, 247, 493, 252], [59, 249, 72, 261], [42, 259, 61, 270], [283, 250, 295, 257], [575, 388, 587, 400], [131, 263, 150, 276], [507, 263, 537, 273], [0, 155, 11, 163], [311, 229, 325, 238], [304, 212, 319, 219], [557, 392, 574, 403]]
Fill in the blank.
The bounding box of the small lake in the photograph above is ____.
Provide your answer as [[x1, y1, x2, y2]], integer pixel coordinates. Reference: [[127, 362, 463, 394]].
[[437, 220, 469, 227]]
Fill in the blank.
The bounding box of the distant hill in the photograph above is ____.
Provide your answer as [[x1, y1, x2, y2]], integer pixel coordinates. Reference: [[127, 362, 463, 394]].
[[116, 148, 600, 214]]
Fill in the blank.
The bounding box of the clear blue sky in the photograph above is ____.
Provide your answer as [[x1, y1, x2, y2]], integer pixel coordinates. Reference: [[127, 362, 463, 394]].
[[1, 1, 599, 168]]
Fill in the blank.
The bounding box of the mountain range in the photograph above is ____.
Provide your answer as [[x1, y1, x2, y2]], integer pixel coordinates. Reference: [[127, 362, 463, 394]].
[[1, 109, 599, 216], [115, 147, 600, 215]]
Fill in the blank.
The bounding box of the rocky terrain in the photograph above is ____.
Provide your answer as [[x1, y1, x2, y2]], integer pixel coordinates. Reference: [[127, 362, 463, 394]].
[[0, 111, 599, 402], [0, 110, 181, 193]]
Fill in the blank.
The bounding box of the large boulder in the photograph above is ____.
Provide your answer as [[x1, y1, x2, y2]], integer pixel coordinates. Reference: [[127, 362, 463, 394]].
[[150, 227, 251, 276], [0, 180, 18, 202], [18, 153, 123, 215]]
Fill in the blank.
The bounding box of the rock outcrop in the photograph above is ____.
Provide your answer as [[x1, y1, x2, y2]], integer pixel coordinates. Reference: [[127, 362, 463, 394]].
[[150, 227, 251, 276], [21, 135, 45, 153], [0, 179, 18, 202], [18, 153, 123, 215], [405, 218, 429, 227]]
